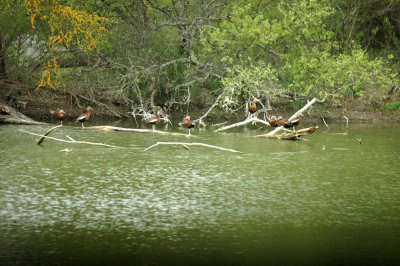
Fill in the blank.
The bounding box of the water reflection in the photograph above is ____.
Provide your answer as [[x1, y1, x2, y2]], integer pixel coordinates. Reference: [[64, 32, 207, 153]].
[[0, 123, 399, 265]]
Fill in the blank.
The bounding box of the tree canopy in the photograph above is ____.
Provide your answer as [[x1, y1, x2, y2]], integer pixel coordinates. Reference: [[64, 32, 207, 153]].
[[0, 0, 398, 112]]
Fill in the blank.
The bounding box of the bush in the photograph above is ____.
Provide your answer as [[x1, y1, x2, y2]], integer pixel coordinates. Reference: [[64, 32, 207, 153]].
[[386, 102, 400, 111]]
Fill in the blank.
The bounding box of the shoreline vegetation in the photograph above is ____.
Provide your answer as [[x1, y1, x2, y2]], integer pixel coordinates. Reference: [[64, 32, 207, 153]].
[[1, 2, 399, 127], [1, 79, 399, 126]]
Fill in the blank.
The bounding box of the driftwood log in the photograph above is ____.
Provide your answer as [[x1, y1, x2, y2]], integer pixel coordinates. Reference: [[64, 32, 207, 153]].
[[255, 126, 319, 140], [0, 103, 46, 125]]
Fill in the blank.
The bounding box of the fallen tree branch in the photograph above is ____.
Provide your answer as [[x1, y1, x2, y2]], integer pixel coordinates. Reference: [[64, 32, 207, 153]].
[[214, 117, 270, 132], [86, 125, 188, 136], [19, 129, 121, 148], [144, 141, 243, 153], [37, 125, 63, 145], [255, 126, 319, 140], [267, 98, 319, 136], [0, 103, 47, 125]]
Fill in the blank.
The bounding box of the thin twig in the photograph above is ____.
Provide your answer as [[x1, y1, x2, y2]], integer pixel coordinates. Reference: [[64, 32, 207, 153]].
[[342, 115, 349, 127], [321, 117, 329, 128]]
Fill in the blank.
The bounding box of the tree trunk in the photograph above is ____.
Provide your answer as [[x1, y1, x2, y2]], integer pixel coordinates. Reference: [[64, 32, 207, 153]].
[[0, 103, 46, 125]]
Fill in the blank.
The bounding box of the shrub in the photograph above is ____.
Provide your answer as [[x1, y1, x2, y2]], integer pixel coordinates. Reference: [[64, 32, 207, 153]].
[[386, 102, 400, 111]]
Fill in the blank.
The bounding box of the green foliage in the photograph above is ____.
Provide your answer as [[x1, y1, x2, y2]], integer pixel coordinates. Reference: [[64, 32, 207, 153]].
[[386, 102, 400, 111], [221, 61, 281, 110], [284, 48, 398, 99], [201, 0, 399, 104], [1, 0, 399, 110]]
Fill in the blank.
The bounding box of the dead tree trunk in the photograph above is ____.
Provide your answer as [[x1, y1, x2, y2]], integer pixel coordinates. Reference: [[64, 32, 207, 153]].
[[0, 103, 46, 125]]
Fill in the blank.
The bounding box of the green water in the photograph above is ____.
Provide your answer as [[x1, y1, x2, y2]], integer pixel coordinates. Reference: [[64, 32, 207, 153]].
[[0, 122, 399, 265]]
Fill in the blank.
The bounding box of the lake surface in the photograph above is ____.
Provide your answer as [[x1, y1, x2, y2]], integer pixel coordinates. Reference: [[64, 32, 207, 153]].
[[1, 121, 399, 265]]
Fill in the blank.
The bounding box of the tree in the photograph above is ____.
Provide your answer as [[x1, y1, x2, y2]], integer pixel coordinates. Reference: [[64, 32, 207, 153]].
[[78, 0, 229, 112], [200, 0, 398, 106], [0, 0, 31, 78], [0, 0, 110, 85], [19, 0, 110, 88]]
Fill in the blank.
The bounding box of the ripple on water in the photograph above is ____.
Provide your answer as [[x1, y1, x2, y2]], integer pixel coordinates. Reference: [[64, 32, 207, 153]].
[[1, 125, 400, 262]]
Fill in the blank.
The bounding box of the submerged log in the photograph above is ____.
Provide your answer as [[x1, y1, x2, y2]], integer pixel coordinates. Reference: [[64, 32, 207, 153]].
[[0, 103, 46, 125], [255, 126, 319, 140]]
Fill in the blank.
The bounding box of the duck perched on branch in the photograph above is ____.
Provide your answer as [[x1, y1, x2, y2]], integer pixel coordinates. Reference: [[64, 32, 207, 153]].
[[76, 106, 93, 128], [277, 113, 304, 129], [248, 100, 257, 114], [267, 116, 279, 127]]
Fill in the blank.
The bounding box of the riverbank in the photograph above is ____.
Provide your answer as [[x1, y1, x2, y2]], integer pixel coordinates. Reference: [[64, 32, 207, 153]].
[[1, 79, 399, 124]]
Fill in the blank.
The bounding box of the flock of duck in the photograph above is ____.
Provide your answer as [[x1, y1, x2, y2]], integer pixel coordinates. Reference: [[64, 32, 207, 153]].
[[53, 107, 196, 133], [53, 101, 302, 132], [249, 100, 304, 129], [53, 106, 93, 128]]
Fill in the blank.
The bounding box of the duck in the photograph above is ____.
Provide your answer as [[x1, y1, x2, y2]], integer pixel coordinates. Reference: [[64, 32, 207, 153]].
[[76, 106, 93, 128], [55, 109, 66, 125], [308, 126, 318, 133], [182, 115, 195, 136], [276, 113, 304, 129], [284, 113, 304, 128], [147, 111, 162, 131], [267, 115, 279, 127], [248, 100, 257, 114], [276, 116, 286, 127]]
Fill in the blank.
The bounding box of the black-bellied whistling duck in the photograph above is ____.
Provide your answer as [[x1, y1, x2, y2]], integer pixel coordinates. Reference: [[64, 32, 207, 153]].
[[183, 115, 195, 136], [308, 126, 318, 133], [76, 106, 93, 128], [147, 111, 162, 131], [248, 101, 257, 114], [276, 116, 286, 127], [276, 113, 304, 129], [267, 115, 279, 127], [283, 113, 304, 129], [57, 109, 66, 125]]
